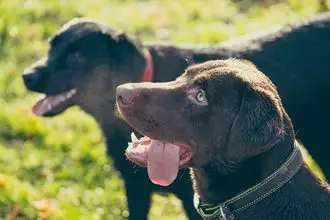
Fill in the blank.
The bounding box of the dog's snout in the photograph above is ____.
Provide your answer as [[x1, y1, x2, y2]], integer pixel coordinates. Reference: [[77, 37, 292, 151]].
[[23, 69, 42, 89], [116, 85, 141, 107]]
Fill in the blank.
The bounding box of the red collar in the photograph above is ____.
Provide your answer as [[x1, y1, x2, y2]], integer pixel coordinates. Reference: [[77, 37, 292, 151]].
[[140, 49, 154, 82]]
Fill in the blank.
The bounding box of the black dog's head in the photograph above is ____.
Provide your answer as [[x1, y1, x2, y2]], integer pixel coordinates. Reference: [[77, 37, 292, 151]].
[[23, 18, 146, 118], [117, 59, 289, 174]]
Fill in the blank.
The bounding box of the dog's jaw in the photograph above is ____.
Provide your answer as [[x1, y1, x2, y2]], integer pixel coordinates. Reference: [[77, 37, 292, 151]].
[[31, 88, 77, 117], [125, 132, 193, 186]]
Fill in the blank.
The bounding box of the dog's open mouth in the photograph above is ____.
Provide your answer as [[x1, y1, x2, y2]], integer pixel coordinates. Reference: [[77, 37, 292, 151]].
[[126, 132, 193, 186], [31, 89, 77, 117]]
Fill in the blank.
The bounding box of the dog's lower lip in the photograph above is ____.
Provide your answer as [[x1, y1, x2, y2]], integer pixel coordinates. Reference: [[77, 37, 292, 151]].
[[125, 152, 148, 167], [178, 147, 193, 167]]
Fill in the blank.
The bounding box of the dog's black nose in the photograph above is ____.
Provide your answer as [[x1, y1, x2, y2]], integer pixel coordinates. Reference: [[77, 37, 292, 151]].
[[116, 85, 141, 107], [22, 69, 41, 89]]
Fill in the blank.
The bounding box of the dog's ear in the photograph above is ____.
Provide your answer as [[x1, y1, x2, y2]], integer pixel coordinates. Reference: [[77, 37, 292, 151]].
[[116, 32, 128, 42], [104, 31, 145, 77], [226, 86, 285, 162]]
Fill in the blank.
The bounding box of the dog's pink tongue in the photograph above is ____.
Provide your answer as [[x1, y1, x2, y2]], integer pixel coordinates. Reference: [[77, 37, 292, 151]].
[[147, 140, 180, 186], [32, 97, 50, 116], [31, 95, 63, 116]]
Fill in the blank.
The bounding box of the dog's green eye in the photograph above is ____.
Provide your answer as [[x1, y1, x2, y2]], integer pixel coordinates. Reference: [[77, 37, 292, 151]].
[[196, 89, 207, 103]]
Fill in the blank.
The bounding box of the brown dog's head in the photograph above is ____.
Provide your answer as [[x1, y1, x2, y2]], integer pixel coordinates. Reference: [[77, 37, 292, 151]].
[[22, 18, 146, 118], [116, 59, 288, 185]]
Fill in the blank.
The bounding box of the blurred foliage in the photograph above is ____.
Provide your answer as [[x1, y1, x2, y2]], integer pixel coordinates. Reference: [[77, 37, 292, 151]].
[[0, 0, 328, 219]]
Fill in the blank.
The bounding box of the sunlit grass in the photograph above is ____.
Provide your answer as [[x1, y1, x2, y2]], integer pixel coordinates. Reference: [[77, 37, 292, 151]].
[[0, 0, 327, 219]]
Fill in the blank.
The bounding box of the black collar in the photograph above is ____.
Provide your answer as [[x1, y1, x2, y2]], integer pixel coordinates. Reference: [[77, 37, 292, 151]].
[[194, 141, 303, 220]]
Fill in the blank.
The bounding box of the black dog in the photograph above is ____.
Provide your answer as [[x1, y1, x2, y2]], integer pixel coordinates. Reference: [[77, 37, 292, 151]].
[[117, 59, 330, 220], [22, 18, 201, 220], [23, 13, 330, 219]]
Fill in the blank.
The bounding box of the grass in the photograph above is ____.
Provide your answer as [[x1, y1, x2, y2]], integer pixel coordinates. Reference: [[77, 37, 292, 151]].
[[0, 0, 328, 219]]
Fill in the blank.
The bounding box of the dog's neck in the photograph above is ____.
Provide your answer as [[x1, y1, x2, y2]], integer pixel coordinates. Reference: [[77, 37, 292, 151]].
[[81, 49, 154, 136], [87, 50, 154, 157], [192, 137, 295, 204]]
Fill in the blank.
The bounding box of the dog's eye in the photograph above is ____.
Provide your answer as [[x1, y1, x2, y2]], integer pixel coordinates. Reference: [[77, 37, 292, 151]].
[[188, 88, 208, 106], [196, 90, 206, 102], [194, 89, 208, 106], [67, 52, 85, 65], [66, 47, 86, 66]]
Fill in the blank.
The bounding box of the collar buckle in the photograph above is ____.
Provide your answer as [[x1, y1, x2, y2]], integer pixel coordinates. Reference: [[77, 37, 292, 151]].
[[219, 205, 233, 220]]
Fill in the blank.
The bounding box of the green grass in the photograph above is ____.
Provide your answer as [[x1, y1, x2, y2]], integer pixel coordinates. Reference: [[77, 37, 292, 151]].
[[0, 0, 328, 219]]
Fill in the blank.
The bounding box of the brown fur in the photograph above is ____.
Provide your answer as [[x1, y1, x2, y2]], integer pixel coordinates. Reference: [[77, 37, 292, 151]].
[[117, 59, 330, 219]]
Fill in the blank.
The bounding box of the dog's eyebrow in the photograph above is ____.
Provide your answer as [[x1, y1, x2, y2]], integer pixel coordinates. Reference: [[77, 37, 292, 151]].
[[187, 61, 228, 75], [193, 75, 208, 86]]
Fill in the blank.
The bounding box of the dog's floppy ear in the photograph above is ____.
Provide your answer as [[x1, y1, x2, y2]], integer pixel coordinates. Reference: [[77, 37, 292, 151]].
[[226, 86, 285, 162]]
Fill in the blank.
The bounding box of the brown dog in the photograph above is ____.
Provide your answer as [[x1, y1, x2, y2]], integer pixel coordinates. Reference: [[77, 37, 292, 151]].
[[116, 59, 330, 219]]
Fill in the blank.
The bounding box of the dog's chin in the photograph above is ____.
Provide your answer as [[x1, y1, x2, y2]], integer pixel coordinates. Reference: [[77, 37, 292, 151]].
[[31, 88, 77, 117]]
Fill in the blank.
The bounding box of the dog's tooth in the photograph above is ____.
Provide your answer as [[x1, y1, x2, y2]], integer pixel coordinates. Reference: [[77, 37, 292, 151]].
[[132, 142, 139, 149], [47, 104, 52, 111], [65, 89, 77, 98], [59, 95, 66, 102], [131, 132, 138, 142]]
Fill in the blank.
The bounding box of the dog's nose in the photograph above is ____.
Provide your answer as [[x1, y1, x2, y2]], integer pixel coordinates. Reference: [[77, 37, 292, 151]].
[[22, 69, 41, 89], [116, 85, 141, 107]]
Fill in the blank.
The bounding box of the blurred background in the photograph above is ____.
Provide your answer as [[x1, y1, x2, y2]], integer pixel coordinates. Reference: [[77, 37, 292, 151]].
[[0, 0, 328, 219]]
